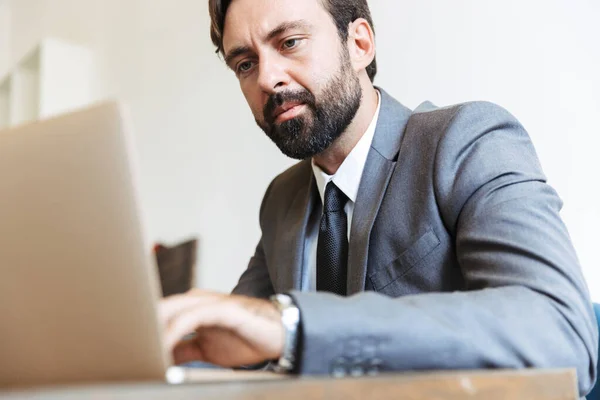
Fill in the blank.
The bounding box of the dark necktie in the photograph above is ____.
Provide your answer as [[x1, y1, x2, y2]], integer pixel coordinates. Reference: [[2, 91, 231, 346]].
[[316, 182, 349, 296]]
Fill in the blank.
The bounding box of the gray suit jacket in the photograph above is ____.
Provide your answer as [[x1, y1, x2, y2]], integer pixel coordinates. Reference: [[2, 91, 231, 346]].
[[232, 89, 598, 396]]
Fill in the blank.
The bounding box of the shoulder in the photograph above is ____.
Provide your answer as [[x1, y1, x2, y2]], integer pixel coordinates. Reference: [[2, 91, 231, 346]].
[[408, 100, 521, 138], [424, 101, 544, 229], [401, 100, 529, 167], [268, 159, 312, 199], [258, 159, 313, 220]]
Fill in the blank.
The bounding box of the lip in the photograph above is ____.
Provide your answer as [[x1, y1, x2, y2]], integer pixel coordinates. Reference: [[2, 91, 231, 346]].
[[273, 102, 305, 123]]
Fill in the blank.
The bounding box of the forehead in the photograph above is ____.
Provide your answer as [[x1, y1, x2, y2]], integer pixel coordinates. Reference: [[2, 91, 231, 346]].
[[222, 0, 331, 52]]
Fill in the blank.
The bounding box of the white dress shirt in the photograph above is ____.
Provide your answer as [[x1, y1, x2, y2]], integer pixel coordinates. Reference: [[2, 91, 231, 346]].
[[301, 91, 382, 291]]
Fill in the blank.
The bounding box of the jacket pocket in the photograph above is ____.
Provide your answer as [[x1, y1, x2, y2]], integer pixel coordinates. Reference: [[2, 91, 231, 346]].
[[369, 229, 440, 291]]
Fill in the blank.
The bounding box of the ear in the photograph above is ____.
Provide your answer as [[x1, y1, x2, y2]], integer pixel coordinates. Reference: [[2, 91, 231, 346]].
[[346, 18, 375, 75]]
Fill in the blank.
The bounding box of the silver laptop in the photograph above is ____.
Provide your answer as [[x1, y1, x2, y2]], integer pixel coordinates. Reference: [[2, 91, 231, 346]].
[[0, 102, 172, 388]]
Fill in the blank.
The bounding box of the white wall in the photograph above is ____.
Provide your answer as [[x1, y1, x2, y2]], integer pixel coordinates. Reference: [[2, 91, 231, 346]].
[[1, 0, 599, 297], [0, 0, 10, 76]]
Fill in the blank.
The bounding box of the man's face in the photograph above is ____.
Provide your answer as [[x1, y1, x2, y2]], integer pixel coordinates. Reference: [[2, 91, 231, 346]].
[[222, 0, 362, 159]]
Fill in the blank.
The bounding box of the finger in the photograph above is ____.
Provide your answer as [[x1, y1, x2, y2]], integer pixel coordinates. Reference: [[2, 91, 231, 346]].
[[158, 296, 200, 326], [159, 291, 223, 326], [172, 338, 206, 365], [172, 329, 262, 367], [163, 302, 238, 352]]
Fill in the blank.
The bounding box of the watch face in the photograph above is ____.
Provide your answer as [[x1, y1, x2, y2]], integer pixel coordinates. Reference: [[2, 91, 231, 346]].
[[273, 294, 292, 307], [270, 294, 299, 373]]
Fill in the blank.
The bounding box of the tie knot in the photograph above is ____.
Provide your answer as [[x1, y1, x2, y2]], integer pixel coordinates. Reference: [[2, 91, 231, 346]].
[[323, 182, 348, 213]]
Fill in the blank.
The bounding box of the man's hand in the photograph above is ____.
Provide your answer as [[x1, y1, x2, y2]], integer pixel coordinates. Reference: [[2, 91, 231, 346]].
[[159, 290, 284, 367]]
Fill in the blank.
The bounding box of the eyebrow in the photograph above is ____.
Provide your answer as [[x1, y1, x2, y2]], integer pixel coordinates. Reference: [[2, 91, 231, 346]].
[[224, 19, 313, 68], [265, 20, 312, 42], [224, 46, 252, 69]]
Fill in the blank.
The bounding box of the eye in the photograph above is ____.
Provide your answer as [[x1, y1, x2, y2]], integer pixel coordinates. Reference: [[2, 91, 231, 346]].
[[282, 38, 300, 50], [237, 61, 254, 74]]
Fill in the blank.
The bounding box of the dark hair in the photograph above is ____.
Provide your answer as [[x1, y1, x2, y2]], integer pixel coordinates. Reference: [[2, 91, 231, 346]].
[[209, 0, 377, 82]]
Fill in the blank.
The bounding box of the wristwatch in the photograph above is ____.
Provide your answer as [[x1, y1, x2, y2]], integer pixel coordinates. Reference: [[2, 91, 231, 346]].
[[269, 293, 300, 373]]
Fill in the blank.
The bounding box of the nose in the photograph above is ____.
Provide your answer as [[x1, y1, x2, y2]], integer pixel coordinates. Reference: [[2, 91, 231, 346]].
[[256, 54, 290, 95]]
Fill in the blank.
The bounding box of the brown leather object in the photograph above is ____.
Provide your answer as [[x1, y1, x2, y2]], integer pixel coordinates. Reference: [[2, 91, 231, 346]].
[[154, 238, 198, 297]]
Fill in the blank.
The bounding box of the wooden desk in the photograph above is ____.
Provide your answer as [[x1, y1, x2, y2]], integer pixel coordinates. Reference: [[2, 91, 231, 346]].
[[0, 369, 578, 400]]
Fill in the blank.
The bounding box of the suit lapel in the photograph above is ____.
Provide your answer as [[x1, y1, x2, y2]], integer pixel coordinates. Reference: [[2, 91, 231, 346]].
[[276, 162, 317, 292], [347, 89, 413, 295]]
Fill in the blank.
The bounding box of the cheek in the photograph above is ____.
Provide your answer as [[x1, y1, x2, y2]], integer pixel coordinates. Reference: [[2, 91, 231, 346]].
[[240, 83, 265, 120], [299, 47, 341, 92]]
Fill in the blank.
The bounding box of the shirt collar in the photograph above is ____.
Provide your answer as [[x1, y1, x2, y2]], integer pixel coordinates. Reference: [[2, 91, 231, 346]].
[[312, 89, 381, 205]]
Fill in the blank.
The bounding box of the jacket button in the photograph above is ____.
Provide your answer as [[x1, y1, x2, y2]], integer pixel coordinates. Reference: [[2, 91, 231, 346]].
[[366, 359, 383, 376], [350, 364, 365, 377], [331, 357, 348, 378]]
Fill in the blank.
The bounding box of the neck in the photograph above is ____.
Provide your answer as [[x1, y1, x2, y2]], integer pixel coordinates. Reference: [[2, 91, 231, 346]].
[[313, 83, 379, 175]]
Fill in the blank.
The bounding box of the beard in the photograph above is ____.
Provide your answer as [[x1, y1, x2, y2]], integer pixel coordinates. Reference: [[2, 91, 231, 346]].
[[256, 51, 363, 160]]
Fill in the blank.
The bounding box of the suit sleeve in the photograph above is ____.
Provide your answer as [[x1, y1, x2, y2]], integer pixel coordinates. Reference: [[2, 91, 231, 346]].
[[288, 102, 598, 396], [232, 181, 276, 299]]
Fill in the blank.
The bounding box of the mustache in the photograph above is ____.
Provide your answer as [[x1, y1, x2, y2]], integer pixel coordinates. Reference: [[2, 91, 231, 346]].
[[263, 89, 317, 124]]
